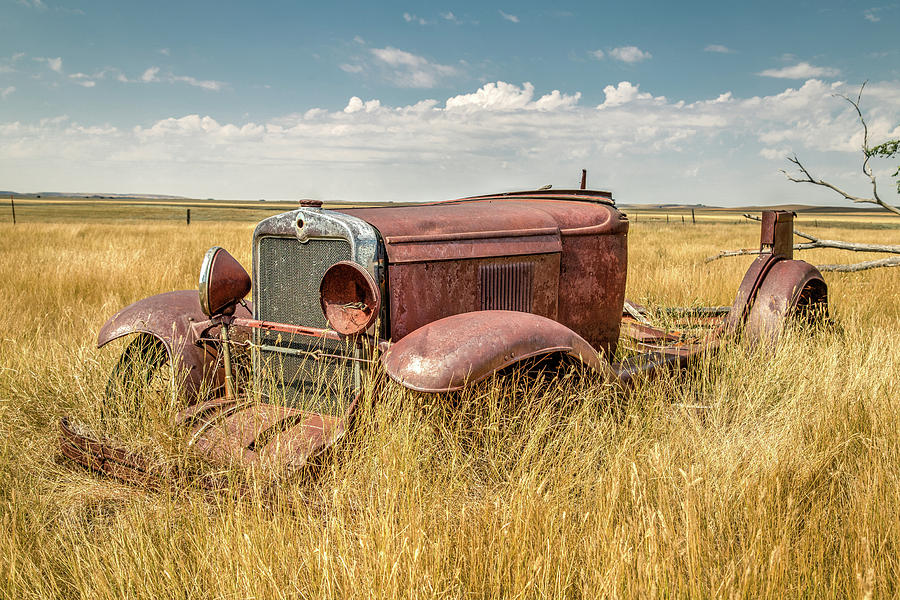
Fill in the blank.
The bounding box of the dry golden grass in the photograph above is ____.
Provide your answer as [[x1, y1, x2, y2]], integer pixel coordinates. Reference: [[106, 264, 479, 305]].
[[1, 214, 899, 598]]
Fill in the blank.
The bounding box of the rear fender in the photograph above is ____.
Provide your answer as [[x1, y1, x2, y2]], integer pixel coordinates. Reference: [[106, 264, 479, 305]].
[[745, 260, 828, 343], [381, 310, 616, 393], [97, 290, 252, 399]]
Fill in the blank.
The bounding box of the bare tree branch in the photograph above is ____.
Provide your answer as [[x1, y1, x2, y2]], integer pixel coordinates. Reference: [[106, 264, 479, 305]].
[[706, 213, 900, 266], [738, 213, 900, 253], [780, 156, 900, 217], [817, 256, 900, 272], [704, 243, 817, 263], [780, 82, 900, 218]]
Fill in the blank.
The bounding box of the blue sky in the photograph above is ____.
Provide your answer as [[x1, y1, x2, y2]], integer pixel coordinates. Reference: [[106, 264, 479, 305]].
[[1, 0, 898, 204]]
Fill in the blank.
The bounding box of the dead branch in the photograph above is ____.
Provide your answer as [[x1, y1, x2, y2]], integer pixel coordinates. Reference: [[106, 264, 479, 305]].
[[705, 243, 817, 262], [705, 213, 900, 265], [780, 82, 900, 217], [817, 256, 900, 272], [738, 213, 900, 253], [782, 155, 900, 218]]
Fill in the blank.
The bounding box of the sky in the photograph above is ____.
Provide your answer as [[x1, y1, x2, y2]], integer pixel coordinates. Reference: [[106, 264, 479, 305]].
[[0, 0, 898, 205]]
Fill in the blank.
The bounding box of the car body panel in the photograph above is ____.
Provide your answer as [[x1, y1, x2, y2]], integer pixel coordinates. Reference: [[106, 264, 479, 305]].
[[97, 290, 251, 399], [381, 310, 617, 393], [342, 197, 629, 353], [745, 259, 828, 342]]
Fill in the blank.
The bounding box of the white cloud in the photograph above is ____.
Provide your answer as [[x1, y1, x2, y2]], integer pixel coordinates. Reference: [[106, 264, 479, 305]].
[[17, 0, 46, 9], [499, 10, 519, 23], [0, 86, 15, 99], [159, 48, 171, 56], [35, 56, 63, 73], [863, 7, 881, 21], [3, 79, 899, 206], [758, 62, 840, 79], [68, 73, 96, 87], [370, 46, 458, 88], [135, 66, 224, 90], [445, 81, 580, 111], [339, 63, 364, 74], [609, 46, 652, 63], [597, 81, 665, 108], [441, 11, 460, 23], [171, 75, 224, 91], [760, 147, 789, 160], [402, 12, 429, 25], [343, 96, 382, 113], [590, 49, 604, 60], [141, 66, 160, 82], [705, 44, 735, 54], [1, 51, 26, 73]]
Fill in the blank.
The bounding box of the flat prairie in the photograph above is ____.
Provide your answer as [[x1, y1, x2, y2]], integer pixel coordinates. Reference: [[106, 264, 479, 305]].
[[1, 202, 898, 598]]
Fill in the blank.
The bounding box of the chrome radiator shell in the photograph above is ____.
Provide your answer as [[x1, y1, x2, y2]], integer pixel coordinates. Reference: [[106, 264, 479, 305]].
[[251, 208, 381, 413]]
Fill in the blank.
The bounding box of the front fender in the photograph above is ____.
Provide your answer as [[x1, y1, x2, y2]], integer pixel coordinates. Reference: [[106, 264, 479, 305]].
[[381, 310, 616, 393], [98, 290, 251, 399]]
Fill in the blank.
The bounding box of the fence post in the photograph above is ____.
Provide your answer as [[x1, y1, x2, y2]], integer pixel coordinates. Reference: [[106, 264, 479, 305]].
[[10, 196, 15, 225], [186, 208, 191, 225], [691, 208, 696, 224]]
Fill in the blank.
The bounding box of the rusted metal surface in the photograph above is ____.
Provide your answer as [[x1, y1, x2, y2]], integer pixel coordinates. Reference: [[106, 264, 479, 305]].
[[230, 317, 343, 342], [59, 418, 156, 486], [387, 254, 560, 341], [98, 290, 252, 400], [345, 202, 563, 264], [319, 260, 381, 336], [745, 259, 828, 343], [199, 246, 251, 317], [723, 253, 784, 333], [344, 198, 628, 352], [724, 210, 808, 337], [381, 310, 617, 393], [179, 398, 347, 470], [454, 189, 614, 204], [60, 393, 355, 486], [760, 210, 795, 259]]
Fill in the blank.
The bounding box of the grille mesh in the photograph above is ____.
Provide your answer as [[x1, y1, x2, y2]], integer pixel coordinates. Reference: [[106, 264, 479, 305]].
[[255, 236, 353, 413]]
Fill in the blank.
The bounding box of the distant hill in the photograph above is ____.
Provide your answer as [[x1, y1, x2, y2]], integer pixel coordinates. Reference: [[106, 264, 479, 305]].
[[2, 191, 189, 200]]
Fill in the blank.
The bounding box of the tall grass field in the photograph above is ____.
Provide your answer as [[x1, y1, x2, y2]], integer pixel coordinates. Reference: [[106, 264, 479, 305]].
[[1, 207, 898, 598]]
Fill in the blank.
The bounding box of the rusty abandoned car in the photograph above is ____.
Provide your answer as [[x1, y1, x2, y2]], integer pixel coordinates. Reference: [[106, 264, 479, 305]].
[[59, 183, 829, 483]]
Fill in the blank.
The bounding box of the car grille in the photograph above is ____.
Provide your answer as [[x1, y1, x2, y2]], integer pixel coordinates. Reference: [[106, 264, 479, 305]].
[[255, 236, 354, 414]]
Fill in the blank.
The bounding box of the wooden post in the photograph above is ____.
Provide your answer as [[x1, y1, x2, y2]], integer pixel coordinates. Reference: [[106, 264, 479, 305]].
[[9, 196, 15, 225], [691, 208, 696, 224], [681, 215, 685, 224], [186, 208, 191, 225], [666, 213, 669, 223]]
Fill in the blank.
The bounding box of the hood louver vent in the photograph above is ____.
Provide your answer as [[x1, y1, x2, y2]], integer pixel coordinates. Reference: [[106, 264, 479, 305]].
[[479, 262, 535, 312]]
